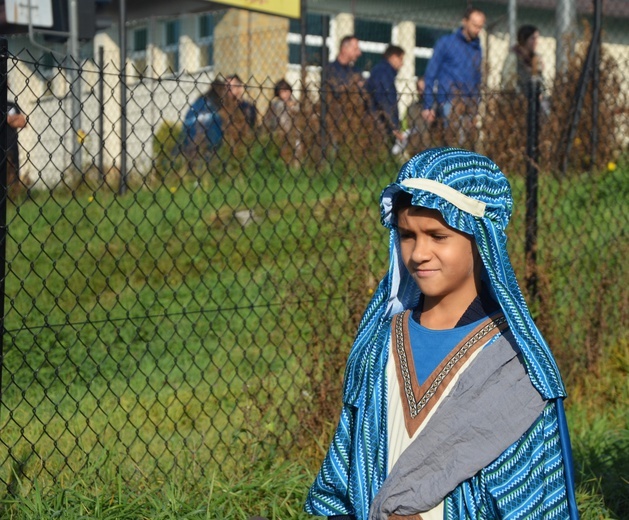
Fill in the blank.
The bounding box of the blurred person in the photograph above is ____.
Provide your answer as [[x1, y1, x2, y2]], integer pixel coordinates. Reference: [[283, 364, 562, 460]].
[[304, 147, 579, 520], [263, 78, 302, 164], [263, 78, 298, 133], [501, 25, 551, 129], [5, 93, 27, 196], [323, 35, 368, 152], [404, 77, 433, 152], [501, 25, 543, 94], [182, 78, 225, 156], [421, 7, 486, 145], [326, 35, 363, 91], [226, 74, 257, 128], [365, 45, 406, 144]]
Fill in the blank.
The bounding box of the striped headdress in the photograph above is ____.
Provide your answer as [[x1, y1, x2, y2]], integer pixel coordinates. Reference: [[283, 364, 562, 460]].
[[377, 147, 565, 400]]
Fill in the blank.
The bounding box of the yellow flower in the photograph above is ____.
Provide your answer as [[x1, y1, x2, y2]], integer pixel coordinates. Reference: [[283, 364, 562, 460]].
[[77, 129, 87, 145], [170, 186, 177, 193], [367, 288, 374, 295], [88, 196, 94, 202], [607, 162, 617, 172]]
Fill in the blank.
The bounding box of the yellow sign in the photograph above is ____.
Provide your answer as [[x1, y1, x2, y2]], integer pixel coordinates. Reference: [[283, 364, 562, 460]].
[[208, 0, 301, 19]]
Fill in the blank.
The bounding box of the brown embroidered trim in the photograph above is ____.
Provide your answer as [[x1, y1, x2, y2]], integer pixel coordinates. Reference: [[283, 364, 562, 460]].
[[392, 310, 508, 437]]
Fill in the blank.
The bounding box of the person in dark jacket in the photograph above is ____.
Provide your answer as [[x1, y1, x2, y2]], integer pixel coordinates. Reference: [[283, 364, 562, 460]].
[[226, 74, 257, 128], [365, 45, 405, 142], [501, 25, 542, 94], [325, 35, 363, 93], [421, 7, 485, 144]]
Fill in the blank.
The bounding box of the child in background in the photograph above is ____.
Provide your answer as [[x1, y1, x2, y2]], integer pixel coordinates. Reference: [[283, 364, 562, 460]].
[[305, 148, 579, 520], [263, 78, 297, 134]]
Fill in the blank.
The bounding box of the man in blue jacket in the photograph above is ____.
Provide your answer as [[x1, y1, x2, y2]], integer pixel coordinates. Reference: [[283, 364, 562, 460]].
[[365, 45, 405, 143], [422, 7, 485, 145]]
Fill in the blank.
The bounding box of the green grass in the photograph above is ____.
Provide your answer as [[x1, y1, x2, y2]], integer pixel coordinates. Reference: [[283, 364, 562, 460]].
[[1, 458, 316, 519], [1, 155, 392, 485], [0, 151, 627, 518]]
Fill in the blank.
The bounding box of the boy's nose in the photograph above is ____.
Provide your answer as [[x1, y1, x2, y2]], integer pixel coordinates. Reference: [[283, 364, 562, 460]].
[[411, 239, 431, 262]]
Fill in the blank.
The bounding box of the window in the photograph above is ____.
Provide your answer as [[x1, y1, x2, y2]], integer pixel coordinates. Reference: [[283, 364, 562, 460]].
[[354, 18, 391, 72], [130, 27, 148, 77], [414, 26, 450, 76], [355, 19, 391, 44], [164, 20, 180, 74], [289, 15, 323, 36], [198, 13, 216, 69], [288, 13, 326, 66], [416, 26, 451, 48], [39, 51, 57, 77]]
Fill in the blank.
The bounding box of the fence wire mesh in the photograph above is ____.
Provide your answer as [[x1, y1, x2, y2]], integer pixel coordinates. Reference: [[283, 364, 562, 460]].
[[0, 2, 628, 490]]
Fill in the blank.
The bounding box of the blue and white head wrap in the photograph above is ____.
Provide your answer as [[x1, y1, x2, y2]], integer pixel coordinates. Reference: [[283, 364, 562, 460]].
[[378, 147, 565, 400]]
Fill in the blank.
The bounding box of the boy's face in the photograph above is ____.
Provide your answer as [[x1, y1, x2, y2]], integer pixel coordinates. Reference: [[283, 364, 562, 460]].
[[397, 206, 481, 304]]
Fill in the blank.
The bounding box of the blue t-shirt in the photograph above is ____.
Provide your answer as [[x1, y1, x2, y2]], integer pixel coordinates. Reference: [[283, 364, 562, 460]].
[[408, 314, 487, 385]]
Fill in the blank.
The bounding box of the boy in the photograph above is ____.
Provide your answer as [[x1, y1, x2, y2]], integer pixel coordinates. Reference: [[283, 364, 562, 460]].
[[305, 148, 579, 519]]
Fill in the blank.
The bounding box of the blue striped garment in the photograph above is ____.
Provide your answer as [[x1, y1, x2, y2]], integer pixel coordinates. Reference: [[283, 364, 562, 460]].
[[304, 148, 578, 520]]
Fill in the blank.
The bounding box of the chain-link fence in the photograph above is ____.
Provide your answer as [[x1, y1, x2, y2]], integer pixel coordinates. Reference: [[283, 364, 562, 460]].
[[1, 1, 628, 490]]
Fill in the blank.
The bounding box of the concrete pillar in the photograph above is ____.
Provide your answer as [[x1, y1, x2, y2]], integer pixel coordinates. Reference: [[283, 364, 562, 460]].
[[213, 8, 288, 113], [508, 0, 517, 46], [93, 29, 121, 170], [180, 15, 199, 74], [394, 20, 416, 120], [556, 0, 577, 75], [214, 9, 288, 81], [149, 18, 168, 77], [329, 13, 354, 61]]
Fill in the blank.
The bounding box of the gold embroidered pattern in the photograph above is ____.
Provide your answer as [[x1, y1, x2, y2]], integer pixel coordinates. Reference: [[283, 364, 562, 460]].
[[395, 313, 507, 418]]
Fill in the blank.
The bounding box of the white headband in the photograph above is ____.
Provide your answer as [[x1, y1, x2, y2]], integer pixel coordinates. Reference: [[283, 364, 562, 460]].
[[401, 178, 486, 217]]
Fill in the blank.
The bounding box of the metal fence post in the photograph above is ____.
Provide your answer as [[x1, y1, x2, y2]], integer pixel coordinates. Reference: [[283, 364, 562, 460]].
[[590, 0, 602, 170], [560, 0, 602, 174], [525, 75, 541, 302], [118, 0, 128, 195], [68, 0, 83, 180], [0, 38, 8, 405], [320, 14, 329, 161]]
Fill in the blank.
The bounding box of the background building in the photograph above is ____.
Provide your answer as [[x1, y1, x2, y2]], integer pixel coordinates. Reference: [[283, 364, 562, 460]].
[[3, 0, 628, 186]]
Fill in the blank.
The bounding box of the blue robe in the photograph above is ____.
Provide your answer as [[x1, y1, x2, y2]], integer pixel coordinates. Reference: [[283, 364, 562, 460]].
[[304, 149, 579, 520]]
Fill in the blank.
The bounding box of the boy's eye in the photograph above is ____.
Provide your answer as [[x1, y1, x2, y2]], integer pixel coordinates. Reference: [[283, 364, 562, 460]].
[[432, 234, 448, 241]]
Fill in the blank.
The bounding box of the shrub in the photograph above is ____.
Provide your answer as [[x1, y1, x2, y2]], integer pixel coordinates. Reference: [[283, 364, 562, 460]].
[[152, 120, 186, 178]]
